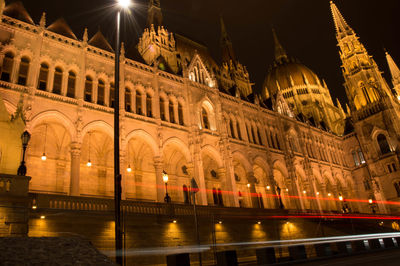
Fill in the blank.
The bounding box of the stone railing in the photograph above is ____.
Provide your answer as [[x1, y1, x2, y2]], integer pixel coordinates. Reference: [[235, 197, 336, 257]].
[[30, 193, 289, 218], [0, 174, 31, 196]]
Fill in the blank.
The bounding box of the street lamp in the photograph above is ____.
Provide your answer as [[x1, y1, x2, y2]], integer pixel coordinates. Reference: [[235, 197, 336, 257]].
[[17, 131, 31, 176], [114, 1, 131, 265], [163, 170, 171, 203], [369, 198, 376, 214]]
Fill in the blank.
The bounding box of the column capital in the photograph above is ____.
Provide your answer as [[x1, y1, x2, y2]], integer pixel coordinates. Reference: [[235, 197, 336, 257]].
[[70, 142, 81, 156]]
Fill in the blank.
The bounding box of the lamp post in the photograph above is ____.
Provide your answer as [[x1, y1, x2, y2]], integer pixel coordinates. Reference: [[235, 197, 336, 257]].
[[369, 198, 376, 214], [276, 185, 284, 209], [114, 0, 131, 265], [17, 131, 31, 176], [163, 170, 171, 203]]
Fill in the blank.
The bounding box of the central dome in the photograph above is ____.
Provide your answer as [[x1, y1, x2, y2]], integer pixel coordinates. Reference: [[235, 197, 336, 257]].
[[263, 60, 320, 97]]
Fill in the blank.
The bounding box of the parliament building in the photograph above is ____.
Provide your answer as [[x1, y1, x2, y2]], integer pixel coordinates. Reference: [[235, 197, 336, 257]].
[[1, 0, 400, 216]]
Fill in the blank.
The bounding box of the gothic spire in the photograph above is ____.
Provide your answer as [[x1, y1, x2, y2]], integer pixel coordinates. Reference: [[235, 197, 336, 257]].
[[386, 51, 400, 87], [272, 28, 288, 63], [147, 0, 163, 29], [330, 1, 354, 39], [220, 16, 236, 63]]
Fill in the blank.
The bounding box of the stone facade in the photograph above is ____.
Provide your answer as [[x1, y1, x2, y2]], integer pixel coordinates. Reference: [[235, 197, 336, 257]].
[[0, 1, 400, 215]]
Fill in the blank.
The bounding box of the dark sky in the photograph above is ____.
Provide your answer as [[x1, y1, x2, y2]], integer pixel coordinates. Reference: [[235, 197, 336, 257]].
[[15, 0, 400, 105]]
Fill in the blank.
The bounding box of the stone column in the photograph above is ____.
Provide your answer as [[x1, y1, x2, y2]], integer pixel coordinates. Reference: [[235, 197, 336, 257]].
[[191, 157, 208, 206], [69, 142, 81, 196], [154, 157, 164, 202], [61, 71, 68, 96]]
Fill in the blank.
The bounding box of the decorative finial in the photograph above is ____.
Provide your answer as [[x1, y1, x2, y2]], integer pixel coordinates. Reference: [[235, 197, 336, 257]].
[[40, 12, 46, 28], [83, 28, 88, 43]]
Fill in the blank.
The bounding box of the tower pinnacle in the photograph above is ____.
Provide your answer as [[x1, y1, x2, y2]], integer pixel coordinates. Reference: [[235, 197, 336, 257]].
[[330, 1, 353, 39], [220, 16, 236, 63], [386, 51, 400, 88], [272, 28, 288, 63], [147, 0, 162, 29]]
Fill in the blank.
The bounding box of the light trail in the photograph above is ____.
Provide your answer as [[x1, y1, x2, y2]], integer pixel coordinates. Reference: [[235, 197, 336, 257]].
[[101, 232, 400, 256]]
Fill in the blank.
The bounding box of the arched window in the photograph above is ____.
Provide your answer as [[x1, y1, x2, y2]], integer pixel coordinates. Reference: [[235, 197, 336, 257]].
[[229, 120, 234, 138], [212, 188, 218, 205], [169, 101, 175, 123], [109, 83, 115, 108], [1, 52, 14, 82], [97, 79, 105, 105], [17, 57, 30, 85], [236, 121, 242, 140], [66, 71, 76, 98], [394, 182, 400, 197], [53, 67, 63, 94], [218, 189, 224, 206], [246, 125, 252, 143], [178, 102, 184, 125], [275, 134, 281, 150], [183, 185, 190, 204], [146, 94, 152, 117], [160, 97, 166, 121], [136, 91, 142, 114], [358, 149, 366, 164], [201, 107, 210, 129], [257, 128, 263, 145], [125, 88, 132, 112], [37, 63, 49, 91], [84, 76, 93, 102], [377, 134, 391, 155]]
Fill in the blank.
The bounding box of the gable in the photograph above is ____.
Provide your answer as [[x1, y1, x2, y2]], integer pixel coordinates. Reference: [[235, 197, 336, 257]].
[[187, 54, 214, 88]]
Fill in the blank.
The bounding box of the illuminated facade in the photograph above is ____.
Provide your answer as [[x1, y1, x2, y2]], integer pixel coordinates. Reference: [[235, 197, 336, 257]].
[[1, 1, 400, 214]]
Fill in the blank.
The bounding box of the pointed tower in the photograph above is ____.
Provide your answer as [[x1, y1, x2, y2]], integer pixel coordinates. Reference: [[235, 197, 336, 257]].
[[147, 0, 163, 29], [220, 16, 235, 64], [330, 1, 392, 113], [272, 28, 289, 64], [386, 51, 400, 96]]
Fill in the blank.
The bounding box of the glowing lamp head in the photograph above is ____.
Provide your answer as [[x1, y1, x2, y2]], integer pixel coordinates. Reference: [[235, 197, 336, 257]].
[[369, 199, 373, 204], [316, 191, 320, 195], [117, 0, 131, 8], [302, 190, 306, 194], [247, 183, 251, 188], [32, 205, 37, 210], [127, 165, 132, 173], [339, 195, 344, 201], [328, 193, 332, 197], [218, 221, 222, 224], [41, 153, 47, 161], [172, 220, 177, 224], [40, 215, 45, 219], [87, 160, 92, 167], [397, 95, 400, 101], [266, 185, 271, 190], [286, 188, 289, 192], [257, 221, 261, 225], [162, 171, 168, 183]]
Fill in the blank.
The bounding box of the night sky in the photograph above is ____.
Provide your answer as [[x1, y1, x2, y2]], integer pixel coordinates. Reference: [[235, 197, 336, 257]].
[[14, 0, 400, 105]]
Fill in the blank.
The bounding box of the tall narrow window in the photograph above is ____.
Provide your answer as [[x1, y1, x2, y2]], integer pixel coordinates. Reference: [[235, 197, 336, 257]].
[[275, 134, 281, 150], [218, 189, 224, 206], [246, 125, 252, 143], [52, 67, 63, 94], [1, 52, 14, 82], [377, 134, 391, 155], [146, 94, 152, 117], [202, 108, 210, 129], [395, 182, 400, 197], [352, 151, 359, 166], [252, 126, 258, 144], [212, 188, 218, 205], [258, 193, 264, 208], [38, 63, 49, 91], [236, 121, 242, 140], [84, 76, 93, 102], [229, 120, 235, 138], [160, 97, 166, 121], [17, 57, 30, 85], [358, 149, 365, 164], [169, 101, 175, 123], [66, 71, 76, 98], [97, 79, 105, 105], [109, 83, 115, 108], [136, 91, 142, 114], [178, 102, 184, 125], [183, 185, 190, 204], [257, 128, 263, 145], [125, 88, 132, 112]]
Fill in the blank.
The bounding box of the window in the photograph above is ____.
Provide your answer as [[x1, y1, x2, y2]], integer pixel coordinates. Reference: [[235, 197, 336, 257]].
[[395, 182, 400, 197], [136, 91, 142, 114], [202, 108, 210, 129], [178, 102, 184, 125], [237, 122, 242, 140], [38, 63, 49, 91], [169, 101, 175, 123], [109, 83, 115, 108], [84, 76, 93, 102], [358, 149, 366, 164], [125, 88, 132, 112], [258, 193, 264, 209], [160, 97, 166, 121], [17, 57, 30, 85], [1, 52, 14, 82], [388, 165, 393, 173], [97, 80, 105, 105], [229, 120, 234, 138], [66, 71, 76, 98], [146, 94, 152, 117], [183, 185, 190, 204], [212, 188, 218, 205], [363, 179, 371, 191], [393, 163, 397, 172], [257, 128, 263, 145], [53, 67, 63, 94], [275, 134, 281, 150], [377, 134, 391, 155], [246, 125, 253, 143], [218, 189, 223, 206], [252, 126, 258, 144]]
